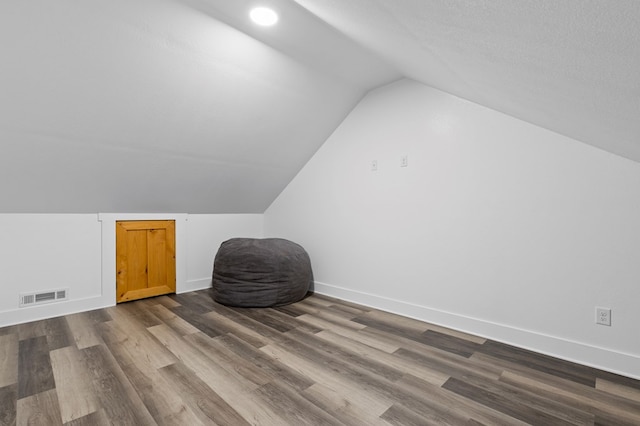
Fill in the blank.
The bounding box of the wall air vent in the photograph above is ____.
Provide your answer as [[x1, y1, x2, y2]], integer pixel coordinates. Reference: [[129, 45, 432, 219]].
[[20, 288, 68, 307]]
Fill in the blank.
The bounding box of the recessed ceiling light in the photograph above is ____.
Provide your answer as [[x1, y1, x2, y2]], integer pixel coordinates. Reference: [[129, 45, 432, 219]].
[[250, 7, 278, 26]]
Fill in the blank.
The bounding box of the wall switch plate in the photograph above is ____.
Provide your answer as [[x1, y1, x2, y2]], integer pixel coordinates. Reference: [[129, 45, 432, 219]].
[[371, 160, 378, 171], [596, 307, 611, 326], [400, 155, 408, 167]]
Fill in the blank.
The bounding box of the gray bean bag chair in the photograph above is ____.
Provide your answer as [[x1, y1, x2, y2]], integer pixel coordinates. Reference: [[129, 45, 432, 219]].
[[212, 238, 312, 307]]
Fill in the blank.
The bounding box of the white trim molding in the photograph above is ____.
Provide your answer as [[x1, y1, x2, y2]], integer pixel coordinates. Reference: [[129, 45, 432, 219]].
[[313, 281, 640, 381], [183, 278, 212, 294], [0, 295, 110, 328]]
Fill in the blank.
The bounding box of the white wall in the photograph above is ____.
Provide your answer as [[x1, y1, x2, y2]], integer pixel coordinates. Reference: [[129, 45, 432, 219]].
[[0, 215, 103, 326], [0, 213, 262, 327], [264, 79, 640, 378]]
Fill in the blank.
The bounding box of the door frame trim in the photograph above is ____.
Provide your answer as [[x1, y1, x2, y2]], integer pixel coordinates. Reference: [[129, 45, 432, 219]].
[[98, 213, 188, 306]]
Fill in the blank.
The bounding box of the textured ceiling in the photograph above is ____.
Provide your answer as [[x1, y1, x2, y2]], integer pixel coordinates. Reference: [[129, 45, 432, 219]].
[[1, 0, 638, 213], [294, 0, 640, 163]]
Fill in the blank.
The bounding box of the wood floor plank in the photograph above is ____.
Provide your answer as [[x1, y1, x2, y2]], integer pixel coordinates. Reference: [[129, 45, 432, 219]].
[[119, 361, 204, 426], [472, 350, 640, 426], [381, 403, 444, 426], [185, 290, 220, 311], [159, 361, 247, 426], [100, 317, 203, 426], [44, 318, 75, 352], [322, 301, 370, 317], [355, 314, 481, 358], [202, 310, 269, 347], [296, 294, 335, 307], [17, 336, 55, 399], [152, 295, 182, 309], [148, 325, 260, 394], [478, 340, 597, 387], [81, 345, 156, 425], [393, 345, 502, 382], [101, 310, 206, 425], [204, 303, 292, 342], [170, 306, 224, 337], [63, 409, 110, 426], [64, 311, 108, 350], [395, 373, 531, 426], [310, 293, 372, 312], [184, 332, 273, 387], [0, 384, 17, 426], [148, 324, 291, 424], [49, 346, 100, 423], [168, 293, 213, 315], [316, 304, 364, 321], [421, 329, 482, 358], [314, 329, 449, 386], [252, 381, 345, 425], [16, 389, 62, 426], [448, 374, 596, 425], [233, 308, 305, 334], [474, 350, 640, 419], [302, 317, 401, 353], [146, 304, 200, 336], [596, 369, 640, 391], [114, 302, 164, 329], [355, 308, 431, 334], [355, 314, 486, 362], [82, 309, 112, 323], [596, 378, 640, 403], [443, 376, 578, 425], [0, 334, 19, 388], [354, 314, 440, 346], [272, 304, 308, 317], [273, 329, 475, 426], [260, 343, 394, 417], [425, 323, 487, 345], [0, 325, 17, 337], [500, 369, 640, 425], [215, 333, 315, 392], [240, 307, 299, 332], [16, 317, 74, 352], [295, 308, 369, 331], [271, 329, 407, 400], [301, 382, 391, 425], [286, 327, 406, 382], [16, 319, 50, 340], [4, 289, 640, 425], [98, 317, 177, 370]]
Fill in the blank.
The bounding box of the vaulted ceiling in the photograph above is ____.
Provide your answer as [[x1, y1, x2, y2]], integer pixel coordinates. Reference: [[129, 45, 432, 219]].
[[1, 0, 638, 213]]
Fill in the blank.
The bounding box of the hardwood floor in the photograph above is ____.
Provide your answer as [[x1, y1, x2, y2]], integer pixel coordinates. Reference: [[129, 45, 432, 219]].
[[1, 289, 639, 425]]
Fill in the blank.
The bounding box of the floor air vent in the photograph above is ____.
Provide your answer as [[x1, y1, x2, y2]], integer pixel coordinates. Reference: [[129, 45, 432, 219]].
[[20, 288, 68, 307]]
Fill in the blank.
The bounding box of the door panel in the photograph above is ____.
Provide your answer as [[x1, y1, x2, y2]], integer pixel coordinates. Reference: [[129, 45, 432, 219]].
[[147, 228, 167, 288], [116, 220, 176, 303]]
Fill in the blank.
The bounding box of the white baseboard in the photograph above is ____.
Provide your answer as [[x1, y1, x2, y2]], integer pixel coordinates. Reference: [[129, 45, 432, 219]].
[[0, 294, 112, 328], [0, 278, 212, 327], [313, 281, 640, 380], [180, 277, 212, 294]]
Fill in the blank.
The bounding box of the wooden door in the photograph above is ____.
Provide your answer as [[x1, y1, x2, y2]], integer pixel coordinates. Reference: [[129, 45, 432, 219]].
[[116, 220, 176, 303]]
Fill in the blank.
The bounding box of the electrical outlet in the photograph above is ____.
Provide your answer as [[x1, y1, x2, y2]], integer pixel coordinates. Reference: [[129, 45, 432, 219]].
[[371, 160, 378, 171], [596, 307, 611, 326], [400, 155, 408, 167]]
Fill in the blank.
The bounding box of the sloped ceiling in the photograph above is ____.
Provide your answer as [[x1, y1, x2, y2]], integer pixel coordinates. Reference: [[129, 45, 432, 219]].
[[294, 0, 640, 163], [0, 0, 398, 213], [1, 0, 639, 213]]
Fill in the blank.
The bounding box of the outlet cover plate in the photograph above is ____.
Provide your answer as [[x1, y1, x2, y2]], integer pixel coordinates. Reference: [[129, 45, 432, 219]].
[[596, 307, 611, 326]]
